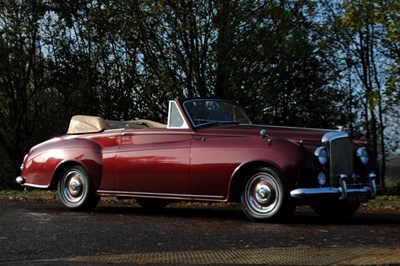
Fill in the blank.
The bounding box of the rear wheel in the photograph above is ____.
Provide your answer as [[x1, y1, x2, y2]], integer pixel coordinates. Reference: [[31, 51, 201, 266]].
[[240, 167, 294, 221], [57, 165, 100, 211]]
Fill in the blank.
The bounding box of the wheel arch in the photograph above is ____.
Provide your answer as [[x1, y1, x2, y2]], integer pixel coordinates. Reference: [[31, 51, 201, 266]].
[[48, 143, 103, 191], [50, 161, 81, 190], [50, 159, 102, 191], [228, 161, 283, 202]]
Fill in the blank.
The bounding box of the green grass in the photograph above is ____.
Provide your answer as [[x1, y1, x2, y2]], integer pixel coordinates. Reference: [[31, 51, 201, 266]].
[[370, 195, 400, 202]]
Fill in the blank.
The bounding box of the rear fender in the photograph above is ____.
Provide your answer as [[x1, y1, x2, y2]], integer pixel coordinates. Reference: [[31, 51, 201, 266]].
[[23, 139, 103, 189], [51, 139, 103, 189]]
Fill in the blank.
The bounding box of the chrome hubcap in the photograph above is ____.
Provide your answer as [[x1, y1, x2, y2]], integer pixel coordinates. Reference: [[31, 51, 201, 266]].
[[255, 183, 273, 203], [62, 170, 85, 203], [68, 176, 83, 196], [246, 174, 279, 214]]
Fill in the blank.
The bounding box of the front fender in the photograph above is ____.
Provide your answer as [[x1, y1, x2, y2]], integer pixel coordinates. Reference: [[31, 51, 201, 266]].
[[21, 138, 102, 189], [228, 138, 314, 200]]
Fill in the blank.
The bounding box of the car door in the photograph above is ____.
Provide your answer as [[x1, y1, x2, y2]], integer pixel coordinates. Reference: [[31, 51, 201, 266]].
[[189, 132, 247, 199], [115, 128, 193, 196]]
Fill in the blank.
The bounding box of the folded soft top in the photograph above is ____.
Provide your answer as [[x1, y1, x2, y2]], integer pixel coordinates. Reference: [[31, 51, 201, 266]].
[[67, 115, 166, 134]]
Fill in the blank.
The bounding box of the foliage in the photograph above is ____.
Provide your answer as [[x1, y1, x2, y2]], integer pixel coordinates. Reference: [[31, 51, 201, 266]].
[[0, 0, 399, 188], [317, 0, 400, 186]]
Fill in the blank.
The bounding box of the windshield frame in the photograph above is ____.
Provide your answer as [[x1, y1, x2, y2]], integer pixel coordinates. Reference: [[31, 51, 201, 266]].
[[182, 98, 252, 128]]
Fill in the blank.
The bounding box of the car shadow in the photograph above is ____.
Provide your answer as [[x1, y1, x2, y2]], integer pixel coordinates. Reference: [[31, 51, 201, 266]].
[[92, 201, 400, 226]]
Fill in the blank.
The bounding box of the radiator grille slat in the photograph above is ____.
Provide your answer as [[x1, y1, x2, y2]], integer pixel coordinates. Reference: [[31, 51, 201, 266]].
[[323, 133, 354, 186]]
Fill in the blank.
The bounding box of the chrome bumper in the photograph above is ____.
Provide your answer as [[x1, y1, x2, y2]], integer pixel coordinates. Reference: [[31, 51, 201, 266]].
[[16, 176, 25, 185], [290, 173, 377, 201]]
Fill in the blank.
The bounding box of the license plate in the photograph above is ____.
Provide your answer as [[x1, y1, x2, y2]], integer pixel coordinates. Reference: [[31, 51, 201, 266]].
[[347, 193, 368, 203]]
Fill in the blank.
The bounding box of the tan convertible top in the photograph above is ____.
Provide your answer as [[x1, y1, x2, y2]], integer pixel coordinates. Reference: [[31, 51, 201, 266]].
[[67, 115, 166, 134]]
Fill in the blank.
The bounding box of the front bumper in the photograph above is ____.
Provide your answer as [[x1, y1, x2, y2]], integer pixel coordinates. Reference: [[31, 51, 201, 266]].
[[290, 173, 377, 201]]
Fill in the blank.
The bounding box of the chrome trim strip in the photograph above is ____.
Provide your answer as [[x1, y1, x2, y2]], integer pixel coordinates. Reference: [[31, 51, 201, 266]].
[[122, 131, 193, 136], [97, 190, 224, 199], [66, 132, 123, 139]]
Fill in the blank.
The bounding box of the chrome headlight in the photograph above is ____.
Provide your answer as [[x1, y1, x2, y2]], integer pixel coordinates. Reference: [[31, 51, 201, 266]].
[[357, 147, 369, 165], [314, 147, 328, 165]]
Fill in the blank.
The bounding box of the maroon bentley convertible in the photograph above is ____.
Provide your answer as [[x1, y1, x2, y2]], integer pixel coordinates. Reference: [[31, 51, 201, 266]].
[[17, 98, 378, 221]]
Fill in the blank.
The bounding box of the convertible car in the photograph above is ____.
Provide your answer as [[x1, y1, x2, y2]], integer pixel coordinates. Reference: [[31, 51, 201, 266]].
[[16, 98, 378, 221]]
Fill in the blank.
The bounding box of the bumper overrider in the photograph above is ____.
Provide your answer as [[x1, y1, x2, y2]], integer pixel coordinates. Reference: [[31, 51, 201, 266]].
[[16, 176, 25, 185], [290, 172, 377, 201]]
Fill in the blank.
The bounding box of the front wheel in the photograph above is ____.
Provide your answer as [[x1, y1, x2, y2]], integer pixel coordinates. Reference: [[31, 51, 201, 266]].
[[57, 165, 100, 211], [240, 167, 294, 221]]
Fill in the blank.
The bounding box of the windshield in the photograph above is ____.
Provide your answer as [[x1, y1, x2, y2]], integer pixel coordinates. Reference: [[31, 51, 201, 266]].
[[183, 99, 252, 127]]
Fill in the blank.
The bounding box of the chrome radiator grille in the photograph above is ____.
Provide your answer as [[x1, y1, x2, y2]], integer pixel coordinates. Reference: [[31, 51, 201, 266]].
[[322, 132, 354, 186]]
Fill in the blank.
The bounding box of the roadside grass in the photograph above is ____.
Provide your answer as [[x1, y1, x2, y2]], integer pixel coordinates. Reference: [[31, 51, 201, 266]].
[[369, 195, 400, 202], [0, 189, 57, 201]]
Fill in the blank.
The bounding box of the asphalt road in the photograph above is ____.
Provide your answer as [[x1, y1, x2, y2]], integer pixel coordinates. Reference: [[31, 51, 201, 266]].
[[0, 199, 399, 265]]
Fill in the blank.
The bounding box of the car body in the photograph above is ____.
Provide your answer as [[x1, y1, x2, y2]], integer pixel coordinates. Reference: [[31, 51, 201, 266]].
[[17, 98, 378, 221]]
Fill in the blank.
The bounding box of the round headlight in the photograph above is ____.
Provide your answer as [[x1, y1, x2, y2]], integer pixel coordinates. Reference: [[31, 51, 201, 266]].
[[317, 172, 327, 186], [314, 147, 328, 165], [357, 147, 369, 165]]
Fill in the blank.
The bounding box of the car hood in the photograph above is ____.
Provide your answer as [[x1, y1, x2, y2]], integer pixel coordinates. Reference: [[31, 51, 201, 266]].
[[197, 124, 334, 144]]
